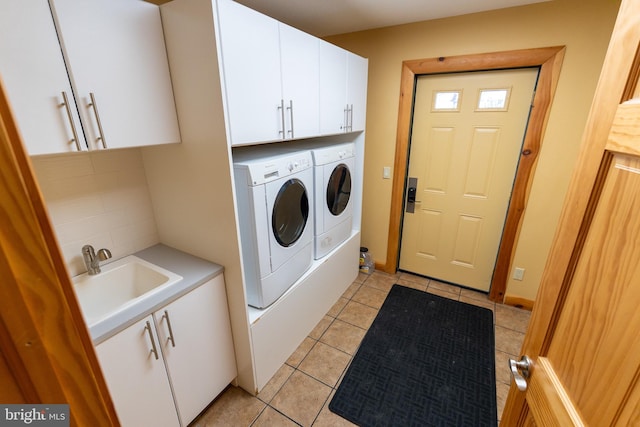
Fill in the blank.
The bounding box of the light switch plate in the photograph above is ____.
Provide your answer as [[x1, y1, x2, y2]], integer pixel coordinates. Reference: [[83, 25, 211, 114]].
[[383, 166, 391, 179]]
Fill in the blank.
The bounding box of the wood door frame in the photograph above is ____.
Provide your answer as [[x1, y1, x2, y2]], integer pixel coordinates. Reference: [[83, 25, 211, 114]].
[[384, 46, 566, 303], [0, 77, 118, 424]]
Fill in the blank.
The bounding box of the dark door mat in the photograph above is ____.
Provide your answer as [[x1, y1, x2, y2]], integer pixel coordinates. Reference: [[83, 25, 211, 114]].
[[329, 284, 497, 426]]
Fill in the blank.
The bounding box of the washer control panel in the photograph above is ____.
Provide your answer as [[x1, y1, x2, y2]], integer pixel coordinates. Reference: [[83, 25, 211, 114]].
[[240, 151, 313, 186]]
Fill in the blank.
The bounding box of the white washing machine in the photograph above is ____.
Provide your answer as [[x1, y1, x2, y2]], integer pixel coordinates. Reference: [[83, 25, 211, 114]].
[[311, 142, 356, 259], [234, 150, 314, 308]]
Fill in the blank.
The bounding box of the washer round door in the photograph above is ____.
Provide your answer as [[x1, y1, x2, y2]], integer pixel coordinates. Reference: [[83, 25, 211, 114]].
[[272, 178, 309, 247], [326, 163, 352, 216]]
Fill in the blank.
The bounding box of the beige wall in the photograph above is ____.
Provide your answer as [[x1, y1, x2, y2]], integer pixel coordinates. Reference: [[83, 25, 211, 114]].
[[325, 0, 621, 302]]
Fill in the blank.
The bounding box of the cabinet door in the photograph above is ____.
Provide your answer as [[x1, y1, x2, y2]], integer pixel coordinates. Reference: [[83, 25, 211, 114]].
[[0, 1, 85, 155], [156, 276, 237, 426], [319, 41, 348, 135], [95, 316, 180, 427], [49, 0, 180, 150], [280, 24, 320, 139], [215, 0, 283, 146], [347, 53, 368, 132]]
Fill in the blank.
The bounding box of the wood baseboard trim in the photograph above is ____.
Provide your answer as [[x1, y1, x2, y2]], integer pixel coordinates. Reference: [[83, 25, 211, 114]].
[[503, 295, 534, 311]]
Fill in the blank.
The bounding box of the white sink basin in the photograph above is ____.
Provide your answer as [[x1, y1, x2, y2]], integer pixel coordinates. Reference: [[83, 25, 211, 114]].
[[73, 255, 182, 325]]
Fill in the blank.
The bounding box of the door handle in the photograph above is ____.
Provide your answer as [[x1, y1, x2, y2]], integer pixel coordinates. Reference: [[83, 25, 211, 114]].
[[287, 100, 294, 138], [277, 99, 285, 138], [405, 177, 420, 213], [162, 310, 176, 347], [61, 91, 81, 151], [509, 355, 533, 391], [144, 321, 159, 360], [88, 93, 107, 148], [407, 187, 416, 204]]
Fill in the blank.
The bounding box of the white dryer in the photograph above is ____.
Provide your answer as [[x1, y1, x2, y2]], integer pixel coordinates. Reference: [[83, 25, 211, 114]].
[[234, 150, 314, 308], [311, 143, 356, 259]]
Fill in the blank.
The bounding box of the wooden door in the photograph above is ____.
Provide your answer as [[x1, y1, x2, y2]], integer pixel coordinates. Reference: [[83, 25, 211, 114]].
[[0, 75, 117, 423], [399, 68, 538, 291], [501, 0, 640, 424]]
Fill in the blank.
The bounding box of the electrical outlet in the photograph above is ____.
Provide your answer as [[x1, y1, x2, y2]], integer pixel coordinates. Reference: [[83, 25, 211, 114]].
[[513, 267, 525, 281]]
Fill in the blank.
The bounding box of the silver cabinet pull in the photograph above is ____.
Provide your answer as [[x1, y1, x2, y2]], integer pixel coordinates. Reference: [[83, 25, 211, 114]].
[[61, 91, 81, 151], [341, 104, 348, 132], [277, 99, 285, 138], [144, 321, 159, 360], [287, 100, 294, 138], [162, 310, 176, 347], [349, 104, 354, 131], [88, 92, 107, 148]]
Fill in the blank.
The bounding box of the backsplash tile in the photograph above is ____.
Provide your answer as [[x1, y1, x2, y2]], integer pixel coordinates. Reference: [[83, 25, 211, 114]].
[[31, 148, 160, 276]]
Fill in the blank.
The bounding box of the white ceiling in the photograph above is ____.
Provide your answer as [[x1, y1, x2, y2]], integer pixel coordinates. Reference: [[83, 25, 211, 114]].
[[234, 0, 551, 37]]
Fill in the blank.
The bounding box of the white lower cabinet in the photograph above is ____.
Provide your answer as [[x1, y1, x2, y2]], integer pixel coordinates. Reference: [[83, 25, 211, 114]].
[[96, 275, 236, 426]]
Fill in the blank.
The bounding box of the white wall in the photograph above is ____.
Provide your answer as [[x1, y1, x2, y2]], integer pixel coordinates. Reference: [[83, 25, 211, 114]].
[[31, 148, 160, 276]]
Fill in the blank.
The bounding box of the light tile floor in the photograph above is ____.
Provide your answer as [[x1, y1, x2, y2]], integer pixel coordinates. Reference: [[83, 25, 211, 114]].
[[191, 270, 530, 426]]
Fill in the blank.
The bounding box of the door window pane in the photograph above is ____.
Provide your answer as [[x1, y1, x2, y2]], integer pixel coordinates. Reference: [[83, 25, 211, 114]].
[[432, 90, 461, 111], [477, 88, 510, 111]]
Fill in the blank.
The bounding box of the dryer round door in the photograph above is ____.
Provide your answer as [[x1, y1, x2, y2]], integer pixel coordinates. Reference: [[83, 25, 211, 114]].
[[321, 156, 355, 233], [266, 167, 314, 273], [326, 163, 352, 216], [272, 178, 309, 247]]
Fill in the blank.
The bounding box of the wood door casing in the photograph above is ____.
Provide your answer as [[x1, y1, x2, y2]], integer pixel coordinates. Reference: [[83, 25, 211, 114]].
[[386, 46, 565, 303]]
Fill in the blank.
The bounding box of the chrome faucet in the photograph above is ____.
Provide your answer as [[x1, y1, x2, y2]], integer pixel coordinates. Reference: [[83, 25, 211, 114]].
[[82, 245, 112, 275]]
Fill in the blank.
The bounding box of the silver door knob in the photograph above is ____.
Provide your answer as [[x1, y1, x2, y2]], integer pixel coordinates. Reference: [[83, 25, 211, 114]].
[[509, 355, 533, 391]]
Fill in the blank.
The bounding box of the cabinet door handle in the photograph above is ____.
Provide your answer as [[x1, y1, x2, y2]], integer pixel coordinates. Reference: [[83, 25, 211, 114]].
[[341, 104, 348, 132], [61, 91, 81, 151], [162, 310, 176, 347], [287, 100, 294, 138], [349, 104, 354, 131], [88, 93, 107, 148], [144, 321, 159, 360], [277, 99, 285, 138]]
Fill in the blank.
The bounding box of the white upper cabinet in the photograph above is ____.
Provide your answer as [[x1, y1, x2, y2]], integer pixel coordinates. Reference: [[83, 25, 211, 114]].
[[49, 0, 180, 150], [215, 0, 282, 145], [319, 41, 348, 135], [0, 1, 85, 155], [347, 53, 368, 132], [215, 0, 320, 146], [279, 24, 320, 140], [319, 40, 368, 135]]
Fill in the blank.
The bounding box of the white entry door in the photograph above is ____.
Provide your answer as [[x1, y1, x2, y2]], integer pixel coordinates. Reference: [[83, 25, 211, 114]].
[[399, 68, 538, 291]]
